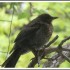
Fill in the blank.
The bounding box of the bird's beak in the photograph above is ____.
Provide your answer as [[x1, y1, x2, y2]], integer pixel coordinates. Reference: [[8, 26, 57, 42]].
[[53, 17, 58, 19]]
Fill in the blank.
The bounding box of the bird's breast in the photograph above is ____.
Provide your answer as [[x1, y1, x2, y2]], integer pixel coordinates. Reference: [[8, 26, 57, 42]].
[[30, 23, 53, 50]]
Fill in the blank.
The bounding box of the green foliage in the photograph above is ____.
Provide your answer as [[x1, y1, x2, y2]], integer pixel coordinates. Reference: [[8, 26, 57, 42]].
[[0, 2, 70, 68]]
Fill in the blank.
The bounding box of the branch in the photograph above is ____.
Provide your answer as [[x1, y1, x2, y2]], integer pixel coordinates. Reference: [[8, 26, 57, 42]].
[[43, 44, 70, 67], [58, 36, 70, 48], [28, 36, 70, 68], [29, 2, 33, 17], [44, 35, 58, 48]]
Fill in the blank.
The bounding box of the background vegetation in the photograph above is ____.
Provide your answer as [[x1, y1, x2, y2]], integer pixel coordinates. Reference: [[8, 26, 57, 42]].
[[0, 2, 70, 68]]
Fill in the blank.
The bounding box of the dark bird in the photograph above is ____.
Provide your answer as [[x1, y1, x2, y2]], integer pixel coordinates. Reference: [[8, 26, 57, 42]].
[[2, 13, 58, 68]]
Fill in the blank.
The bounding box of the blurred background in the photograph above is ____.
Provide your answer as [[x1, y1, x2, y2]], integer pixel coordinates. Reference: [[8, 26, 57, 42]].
[[0, 2, 70, 68]]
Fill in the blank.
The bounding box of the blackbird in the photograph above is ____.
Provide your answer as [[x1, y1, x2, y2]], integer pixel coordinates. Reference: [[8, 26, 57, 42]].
[[2, 13, 58, 67]]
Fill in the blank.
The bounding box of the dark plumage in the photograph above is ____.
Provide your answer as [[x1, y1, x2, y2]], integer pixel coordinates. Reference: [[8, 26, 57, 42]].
[[2, 14, 58, 68]]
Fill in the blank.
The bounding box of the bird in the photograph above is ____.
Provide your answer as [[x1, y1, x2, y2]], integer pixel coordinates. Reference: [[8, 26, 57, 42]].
[[2, 13, 58, 68]]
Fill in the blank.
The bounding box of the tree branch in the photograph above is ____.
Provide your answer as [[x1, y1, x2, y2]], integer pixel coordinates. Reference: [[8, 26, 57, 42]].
[[43, 44, 70, 67], [28, 36, 70, 68]]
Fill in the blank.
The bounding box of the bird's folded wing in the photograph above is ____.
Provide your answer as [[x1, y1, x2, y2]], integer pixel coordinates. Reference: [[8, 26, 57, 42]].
[[14, 25, 39, 43]]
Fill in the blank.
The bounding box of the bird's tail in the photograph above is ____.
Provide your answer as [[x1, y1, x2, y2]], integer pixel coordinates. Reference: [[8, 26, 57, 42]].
[[2, 48, 25, 68]]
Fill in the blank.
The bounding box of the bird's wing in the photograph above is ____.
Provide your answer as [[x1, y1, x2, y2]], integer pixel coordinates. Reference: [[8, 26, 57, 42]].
[[14, 22, 40, 43]]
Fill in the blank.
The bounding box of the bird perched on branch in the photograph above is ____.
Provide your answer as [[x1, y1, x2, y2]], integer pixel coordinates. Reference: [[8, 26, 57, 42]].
[[2, 13, 58, 68]]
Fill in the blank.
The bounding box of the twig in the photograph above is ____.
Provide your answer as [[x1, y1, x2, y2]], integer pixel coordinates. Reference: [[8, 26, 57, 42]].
[[6, 5, 14, 58], [58, 36, 70, 48], [29, 2, 33, 17], [0, 20, 11, 22], [0, 51, 7, 54], [61, 53, 70, 62], [28, 2, 33, 22], [62, 48, 70, 51], [44, 35, 58, 49]]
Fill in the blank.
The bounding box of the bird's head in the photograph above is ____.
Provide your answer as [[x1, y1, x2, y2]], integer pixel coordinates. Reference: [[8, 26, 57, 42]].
[[38, 14, 58, 23]]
